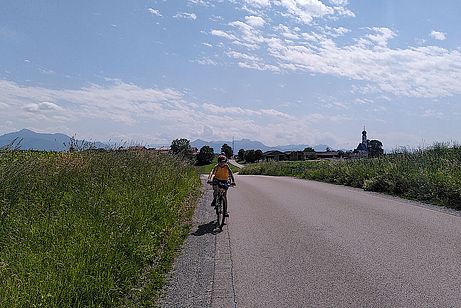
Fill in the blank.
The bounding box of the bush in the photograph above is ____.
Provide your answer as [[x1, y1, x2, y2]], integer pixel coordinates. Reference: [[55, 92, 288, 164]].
[[240, 143, 461, 210]]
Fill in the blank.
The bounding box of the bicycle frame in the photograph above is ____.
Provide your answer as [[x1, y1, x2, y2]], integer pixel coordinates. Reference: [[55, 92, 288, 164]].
[[210, 181, 230, 230]]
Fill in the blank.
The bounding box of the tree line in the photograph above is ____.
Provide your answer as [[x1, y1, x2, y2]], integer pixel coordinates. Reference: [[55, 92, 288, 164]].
[[169, 138, 234, 165], [169, 138, 384, 165]]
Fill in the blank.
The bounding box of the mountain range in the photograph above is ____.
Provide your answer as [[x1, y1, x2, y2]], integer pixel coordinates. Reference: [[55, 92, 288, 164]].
[[0, 129, 329, 152], [191, 139, 329, 153], [0, 129, 107, 151]]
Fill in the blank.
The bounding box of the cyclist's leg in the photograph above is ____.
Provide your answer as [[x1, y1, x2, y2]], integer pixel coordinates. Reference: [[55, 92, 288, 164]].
[[224, 192, 229, 217], [211, 184, 218, 206]]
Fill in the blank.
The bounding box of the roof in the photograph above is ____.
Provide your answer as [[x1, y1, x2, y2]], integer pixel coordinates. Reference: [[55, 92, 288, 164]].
[[315, 151, 339, 156], [263, 150, 285, 155]]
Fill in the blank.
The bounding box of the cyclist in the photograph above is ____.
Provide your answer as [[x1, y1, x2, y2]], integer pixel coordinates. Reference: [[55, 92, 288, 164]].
[[208, 154, 236, 216]]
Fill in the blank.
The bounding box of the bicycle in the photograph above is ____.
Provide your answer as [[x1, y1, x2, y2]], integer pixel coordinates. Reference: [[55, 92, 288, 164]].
[[208, 180, 234, 230]]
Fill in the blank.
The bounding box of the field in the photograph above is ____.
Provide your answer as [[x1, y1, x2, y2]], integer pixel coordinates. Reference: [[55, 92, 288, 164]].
[[0, 150, 201, 307], [240, 144, 461, 210]]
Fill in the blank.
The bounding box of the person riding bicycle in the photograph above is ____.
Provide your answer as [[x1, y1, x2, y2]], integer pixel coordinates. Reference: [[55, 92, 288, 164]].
[[208, 154, 236, 214]]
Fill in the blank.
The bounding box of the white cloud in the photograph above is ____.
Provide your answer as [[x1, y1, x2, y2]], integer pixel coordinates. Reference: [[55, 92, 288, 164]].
[[244, 0, 271, 7], [210, 13, 461, 98], [271, 40, 461, 97], [0, 79, 186, 126], [430, 30, 447, 41], [329, 0, 348, 5], [211, 30, 236, 40], [274, 24, 300, 40], [194, 57, 217, 65], [228, 20, 265, 49], [245, 16, 266, 27], [0, 79, 329, 146], [24, 101, 64, 113], [323, 26, 350, 37], [277, 0, 335, 24], [227, 51, 260, 61], [173, 12, 197, 20], [148, 8, 162, 17], [237, 60, 281, 72], [188, 0, 214, 7], [366, 27, 396, 46], [227, 51, 280, 72], [202, 103, 293, 118]]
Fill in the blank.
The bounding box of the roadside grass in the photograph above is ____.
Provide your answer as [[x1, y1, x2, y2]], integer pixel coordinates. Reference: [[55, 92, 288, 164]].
[[0, 150, 201, 307], [196, 157, 240, 175], [239, 143, 461, 210]]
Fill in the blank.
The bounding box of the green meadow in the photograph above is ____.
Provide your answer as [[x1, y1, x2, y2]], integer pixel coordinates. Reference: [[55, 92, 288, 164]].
[[0, 150, 200, 307], [240, 144, 461, 210]]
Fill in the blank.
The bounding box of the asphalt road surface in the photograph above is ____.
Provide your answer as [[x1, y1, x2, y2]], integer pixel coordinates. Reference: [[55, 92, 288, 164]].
[[161, 175, 461, 307]]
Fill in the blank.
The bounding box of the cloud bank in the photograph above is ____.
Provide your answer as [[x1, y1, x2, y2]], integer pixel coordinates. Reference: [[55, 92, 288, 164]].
[[209, 1, 461, 98], [0, 79, 338, 146]]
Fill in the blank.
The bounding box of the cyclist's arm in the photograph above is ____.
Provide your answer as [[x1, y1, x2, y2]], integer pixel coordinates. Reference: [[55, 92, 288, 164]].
[[208, 165, 217, 181], [227, 165, 235, 184]]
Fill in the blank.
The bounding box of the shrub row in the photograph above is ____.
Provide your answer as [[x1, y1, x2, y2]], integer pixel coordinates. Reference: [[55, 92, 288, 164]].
[[240, 144, 461, 210]]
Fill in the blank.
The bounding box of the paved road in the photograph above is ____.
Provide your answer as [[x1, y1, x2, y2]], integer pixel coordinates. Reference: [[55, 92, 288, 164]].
[[161, 175, 461, 307], [228, 159, 245, 169]]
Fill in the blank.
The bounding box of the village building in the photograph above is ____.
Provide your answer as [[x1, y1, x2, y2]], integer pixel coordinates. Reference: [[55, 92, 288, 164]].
[[263, 150, 286, 161], [284, 151, 306, 161], [153, 146, 171, 154], [314, 151, 339, 160], [261, 128, 370, 161]]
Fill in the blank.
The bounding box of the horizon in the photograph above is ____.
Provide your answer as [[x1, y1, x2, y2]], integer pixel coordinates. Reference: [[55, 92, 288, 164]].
[[1, 1, 460, 149], [2, 128, 454, 153]]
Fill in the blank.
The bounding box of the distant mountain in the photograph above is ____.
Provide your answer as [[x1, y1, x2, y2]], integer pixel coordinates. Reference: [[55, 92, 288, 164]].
[[0, 130, 330, 153], [192, 139, 271, 153], [191, 138, 329, 153], [0, 129, 107, 151], [274, 144, 329, 152]]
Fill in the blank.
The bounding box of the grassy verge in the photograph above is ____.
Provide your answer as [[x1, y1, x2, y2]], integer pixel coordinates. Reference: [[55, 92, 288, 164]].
[[239, 144, 461, 210], [196, 157, 240, 175], [0, 150, 201, 307]]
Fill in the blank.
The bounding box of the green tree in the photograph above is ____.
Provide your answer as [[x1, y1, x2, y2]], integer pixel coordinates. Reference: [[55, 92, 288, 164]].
[[255, 149, 263, 162], [244, 149, 256, 163], [304, 147, 316, 160], [170, 138, 192, 157], [237, 149, 245, 161], [368, 139, 384, 157], [196, 145, 214, 165], [221, 143, 233, 158]]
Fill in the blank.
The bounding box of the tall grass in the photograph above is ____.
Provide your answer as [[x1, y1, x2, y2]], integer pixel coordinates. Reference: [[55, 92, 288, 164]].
[[240, 144, 461, 210], [0, 150, 200, 307]]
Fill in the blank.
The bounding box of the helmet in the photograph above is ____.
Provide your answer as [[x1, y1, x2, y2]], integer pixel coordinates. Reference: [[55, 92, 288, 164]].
[[218, 154, 227, 163]]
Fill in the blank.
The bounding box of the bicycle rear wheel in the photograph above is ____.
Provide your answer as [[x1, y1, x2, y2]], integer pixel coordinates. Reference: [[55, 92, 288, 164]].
[[216, 196, 225, 230]]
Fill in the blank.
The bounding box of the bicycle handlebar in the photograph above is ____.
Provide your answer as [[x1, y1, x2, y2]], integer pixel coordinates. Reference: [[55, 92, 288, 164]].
[[207, 180, 236, 187]]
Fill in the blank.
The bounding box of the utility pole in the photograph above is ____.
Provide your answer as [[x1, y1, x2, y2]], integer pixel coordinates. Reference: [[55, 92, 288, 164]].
[[232, 136, 235, 158]]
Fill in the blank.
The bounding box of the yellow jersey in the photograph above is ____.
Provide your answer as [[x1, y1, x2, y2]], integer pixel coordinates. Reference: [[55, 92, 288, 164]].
[[213, 165, 231, 181]]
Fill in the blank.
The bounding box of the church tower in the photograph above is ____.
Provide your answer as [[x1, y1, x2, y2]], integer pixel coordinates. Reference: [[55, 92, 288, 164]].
[[362, 126, 368, 149], [355, 126, 369, 156]]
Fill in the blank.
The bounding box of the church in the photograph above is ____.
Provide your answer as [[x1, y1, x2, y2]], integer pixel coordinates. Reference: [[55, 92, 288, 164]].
[[354, 127, 369, 157]]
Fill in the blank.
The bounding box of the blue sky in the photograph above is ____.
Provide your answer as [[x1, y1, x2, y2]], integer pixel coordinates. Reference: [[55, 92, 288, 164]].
[[1, 0, 460, 150]]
